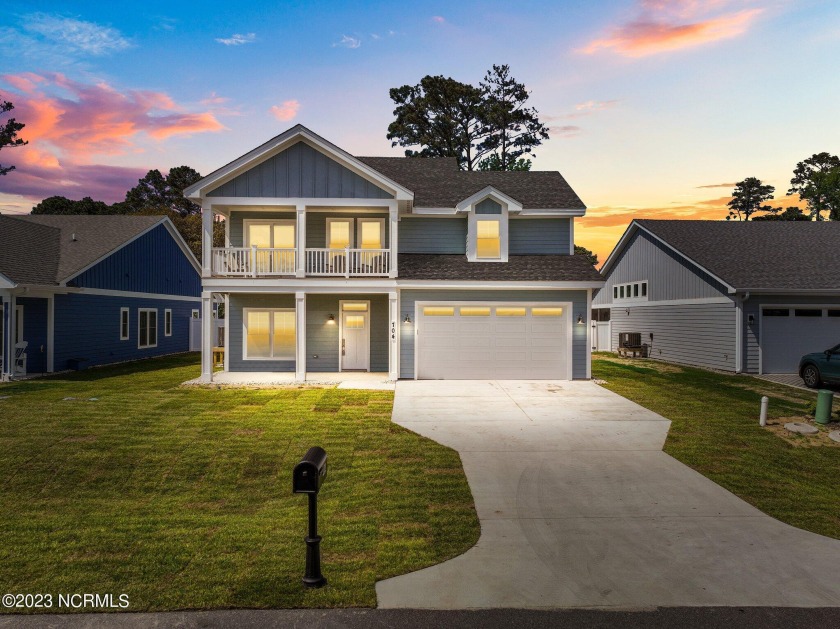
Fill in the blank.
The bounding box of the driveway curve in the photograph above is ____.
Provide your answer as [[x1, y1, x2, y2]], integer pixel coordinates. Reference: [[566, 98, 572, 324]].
[[376, 380, 840, 609]]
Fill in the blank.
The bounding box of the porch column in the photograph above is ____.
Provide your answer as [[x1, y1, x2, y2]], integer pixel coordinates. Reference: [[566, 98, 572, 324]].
[[388, 201, 399, 278], [388, 291, 399, 381], [1, 293, 11, 382], [46, 295, 55, 373], [295, 292, 306, 382], [585, 289, 592, 379], [201, 201, 213, 277], [200, 291, 213, 383], [296, 204, 306, 278]]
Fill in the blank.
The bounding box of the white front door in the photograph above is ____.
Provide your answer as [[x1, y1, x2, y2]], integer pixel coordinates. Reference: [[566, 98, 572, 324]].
[[341, 311, 370, 371]]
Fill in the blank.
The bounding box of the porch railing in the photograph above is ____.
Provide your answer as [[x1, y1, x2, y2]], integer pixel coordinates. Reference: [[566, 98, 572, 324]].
[[211, 247, 391, 277], [212, 247, 296, 277], [305, 248, 390, 277]]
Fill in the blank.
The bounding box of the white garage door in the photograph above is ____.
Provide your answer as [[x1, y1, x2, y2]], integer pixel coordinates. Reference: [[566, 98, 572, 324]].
[[416, 303, 570, 379], [762, 307, 840, 373]]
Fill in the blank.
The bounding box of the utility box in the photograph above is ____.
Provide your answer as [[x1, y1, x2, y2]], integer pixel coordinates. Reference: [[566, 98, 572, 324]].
[[815, 389, 834, 425]]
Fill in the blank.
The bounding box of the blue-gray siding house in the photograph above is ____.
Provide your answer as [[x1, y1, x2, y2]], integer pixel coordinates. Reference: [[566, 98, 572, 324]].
[[593, 220, 840, 375], [0, 215, 201, 380], [184, 124, 604, 382]]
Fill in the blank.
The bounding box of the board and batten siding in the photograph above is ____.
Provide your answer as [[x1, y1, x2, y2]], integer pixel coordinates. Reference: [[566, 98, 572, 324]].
[[399, 217, 467, 254], [53, 294, 198, 371], [593, 229, 729, 306], [609, 302, 736, 371], [400, 289, 588, 379], [207, 141, 393, 199], [509, 218, 571, 255], [71, 224, 200, 296]]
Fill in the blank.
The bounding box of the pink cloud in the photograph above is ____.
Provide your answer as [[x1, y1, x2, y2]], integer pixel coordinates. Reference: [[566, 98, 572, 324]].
[[580, 2, 763, 57], [0, 72, 225, 202], [270, 100, 300, 121], [432, 16, 446, 24]]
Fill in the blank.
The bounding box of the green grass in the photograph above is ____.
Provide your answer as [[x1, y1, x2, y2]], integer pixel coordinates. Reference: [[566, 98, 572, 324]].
[[593, 353, 840, 539], [0, 355, 479, 612]]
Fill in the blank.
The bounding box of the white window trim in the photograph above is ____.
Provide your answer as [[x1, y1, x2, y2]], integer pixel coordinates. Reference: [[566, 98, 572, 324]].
[[466, 199, 510, 262], [326, 217, 355, 249], [138, 308, 158, 349], [612, 281, 649, 303], [356, 217, 385, 249], [242, 307, 296, 361], [120, 307, 130, 341], [243, 219, 296, 248], [164, 308, 172, 337]]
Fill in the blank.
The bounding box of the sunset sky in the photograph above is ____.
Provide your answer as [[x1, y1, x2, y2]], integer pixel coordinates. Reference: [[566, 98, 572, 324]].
[[1, 1, 838, 263]]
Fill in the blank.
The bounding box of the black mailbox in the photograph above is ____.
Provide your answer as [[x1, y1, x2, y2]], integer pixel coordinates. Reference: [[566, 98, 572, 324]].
[[293, 446, 327, 494]]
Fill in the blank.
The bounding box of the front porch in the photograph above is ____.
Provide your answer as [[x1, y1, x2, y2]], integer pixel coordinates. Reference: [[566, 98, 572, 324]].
[[199, 290, 399, 383]]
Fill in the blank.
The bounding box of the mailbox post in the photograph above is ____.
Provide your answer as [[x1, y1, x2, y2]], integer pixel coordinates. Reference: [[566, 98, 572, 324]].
[[293, 447, 328, 588]]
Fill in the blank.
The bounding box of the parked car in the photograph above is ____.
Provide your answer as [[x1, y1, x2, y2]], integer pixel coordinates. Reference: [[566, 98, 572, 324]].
[[799, 343, 840, 388]]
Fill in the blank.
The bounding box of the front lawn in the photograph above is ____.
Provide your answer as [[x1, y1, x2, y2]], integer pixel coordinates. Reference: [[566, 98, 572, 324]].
[[593, 354, 840, 539], [0, 355, 479, 612]]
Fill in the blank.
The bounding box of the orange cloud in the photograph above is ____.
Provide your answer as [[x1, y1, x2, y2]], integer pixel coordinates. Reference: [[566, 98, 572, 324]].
[[580, 3, 763, 57], [269, 100, 300, 121], [0, 72, 225, 203]]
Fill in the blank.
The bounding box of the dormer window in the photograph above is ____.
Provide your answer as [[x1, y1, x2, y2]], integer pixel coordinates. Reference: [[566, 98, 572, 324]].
[[476, 220, 501, 259], [460, 187, 522, 263]]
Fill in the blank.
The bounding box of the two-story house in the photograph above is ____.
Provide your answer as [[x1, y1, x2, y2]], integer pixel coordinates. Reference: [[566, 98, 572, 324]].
[[185, 125, 603, 382]]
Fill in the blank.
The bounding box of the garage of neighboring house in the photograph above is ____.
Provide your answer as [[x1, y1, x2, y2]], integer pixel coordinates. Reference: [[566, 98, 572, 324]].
[[415, 302, 571, 380], [760, 306, 840, 373]]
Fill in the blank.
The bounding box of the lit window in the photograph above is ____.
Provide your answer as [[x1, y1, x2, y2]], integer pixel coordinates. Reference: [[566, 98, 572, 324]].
[[532, 307, 563, 317], [244, 309, 295, 360], [342, 303, 368, 311], [344, 315, 366, 329], [476, 220, 501, 258], [460, 307, 490, 316], [496, 307, 526, 317], [358, 219, 384, 249], [423, 306, 455, 316]]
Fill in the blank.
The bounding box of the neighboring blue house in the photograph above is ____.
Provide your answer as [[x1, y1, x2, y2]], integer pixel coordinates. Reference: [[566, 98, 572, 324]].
[[184, 124, 603, 383], [0, 215, 201, 380], [593, 220, 840, 375]]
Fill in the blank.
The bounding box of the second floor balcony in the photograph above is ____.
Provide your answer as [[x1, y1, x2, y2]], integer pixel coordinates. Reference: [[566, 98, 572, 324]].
[[212, 246, 392, 277]]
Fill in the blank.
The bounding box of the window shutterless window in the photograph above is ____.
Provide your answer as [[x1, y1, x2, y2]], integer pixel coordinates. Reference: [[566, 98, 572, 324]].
[[138, 308, 158, 349], [120, 308, 129, 340], [476, 220, 501, 258], [164, 309, 172, 336], [613, 281, 648, 302], [243, 309, 295, 360]]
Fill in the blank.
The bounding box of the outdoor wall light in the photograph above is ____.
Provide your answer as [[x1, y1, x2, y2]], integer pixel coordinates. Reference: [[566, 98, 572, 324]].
[[403, 314, 412, 324], [327, 314, 336, 324], [577, 314, 585, 325], [748, 314, 755, 325]]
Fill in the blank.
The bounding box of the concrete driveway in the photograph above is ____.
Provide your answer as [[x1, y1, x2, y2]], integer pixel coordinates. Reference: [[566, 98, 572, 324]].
[[376, 380, 840, 609]]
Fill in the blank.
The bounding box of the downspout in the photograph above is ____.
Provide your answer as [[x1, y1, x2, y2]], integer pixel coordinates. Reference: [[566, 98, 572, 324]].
[[735, 291, 750, 373]]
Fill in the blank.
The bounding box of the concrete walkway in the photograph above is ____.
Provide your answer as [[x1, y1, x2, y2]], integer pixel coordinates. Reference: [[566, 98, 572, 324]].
[[376, 380, 840, 609], [753, 373, 809, 390]]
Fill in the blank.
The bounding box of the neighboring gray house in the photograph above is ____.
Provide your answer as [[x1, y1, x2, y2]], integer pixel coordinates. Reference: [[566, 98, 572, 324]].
[[593, 220, 840, 374], [184, 124, 604, 382]]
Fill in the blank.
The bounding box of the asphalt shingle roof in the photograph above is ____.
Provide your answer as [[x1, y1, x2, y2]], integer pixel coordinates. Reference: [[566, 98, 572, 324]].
[[358, 156, 586, 210], [398, 254, 604, 282], [0, 215, 163, 285], [635, 220, 840, 291]]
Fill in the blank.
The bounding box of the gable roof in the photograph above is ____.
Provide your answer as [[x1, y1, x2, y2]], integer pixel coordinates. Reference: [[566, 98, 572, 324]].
[[358, 156, 586, 211], [0, 215, 197, 286], [183, 124, 414, 201], [603, 220, 840, 292]]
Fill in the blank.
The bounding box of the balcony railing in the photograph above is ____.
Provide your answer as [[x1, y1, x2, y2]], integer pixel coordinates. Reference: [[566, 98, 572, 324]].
[[211, 247, 391, 277]]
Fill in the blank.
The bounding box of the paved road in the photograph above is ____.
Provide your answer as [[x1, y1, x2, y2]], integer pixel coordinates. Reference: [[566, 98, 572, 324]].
[[376, 380, 840, 609], [2, 608, 839, 629]]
